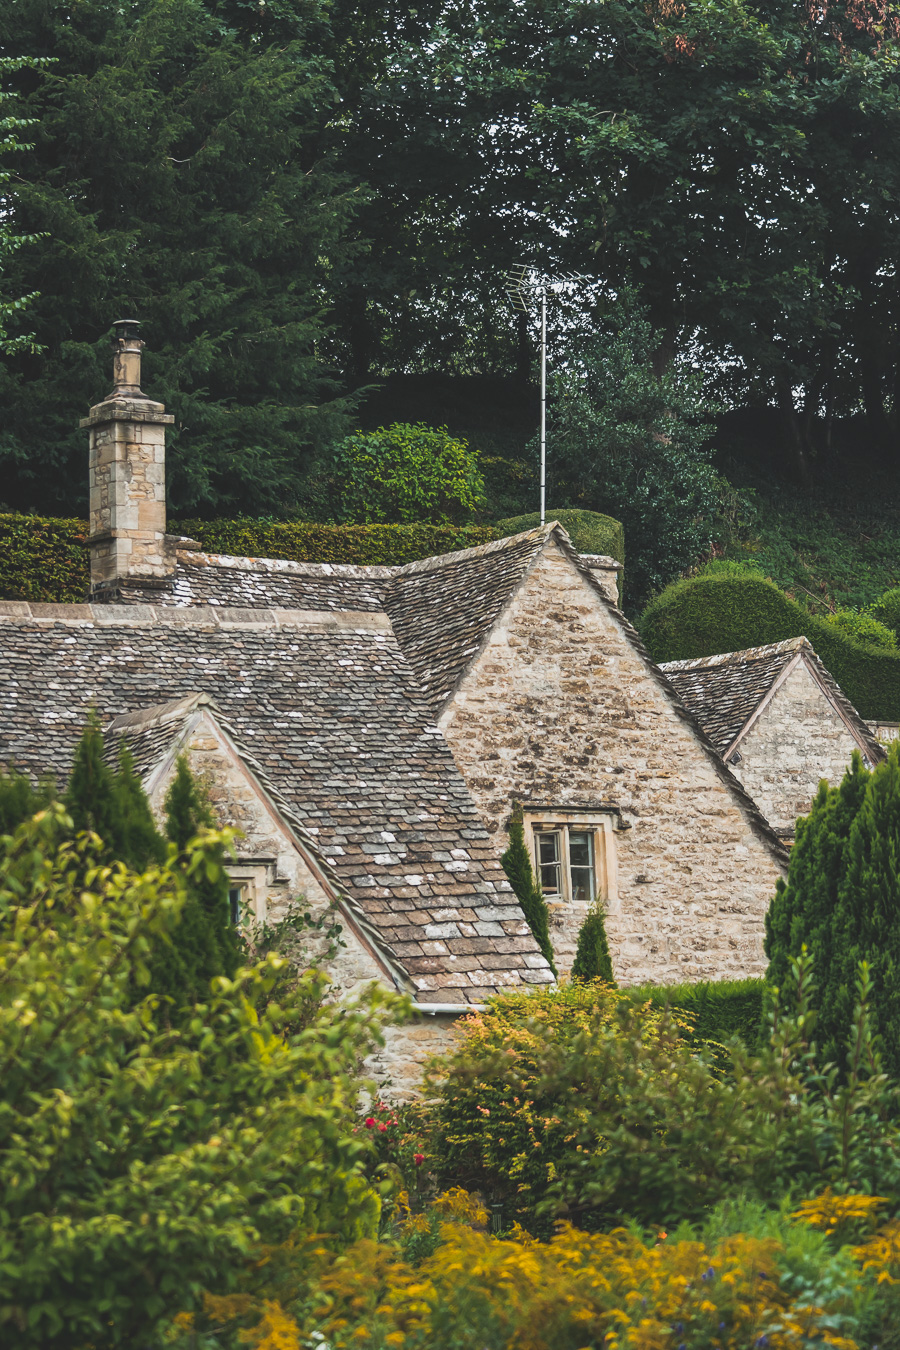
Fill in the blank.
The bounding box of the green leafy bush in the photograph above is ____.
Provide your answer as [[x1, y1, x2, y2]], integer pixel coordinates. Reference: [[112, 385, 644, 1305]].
[[173, 517, 496, 565], [330, 423, 485, 525], [0, 806, 389, 1349], [640, 570, 900, 721], [766, 743, 900, 1078], [825, 607, 897, 650], [427, 962, 900, 1232], [570, 901, 615, 984], [868, 585, 900, 638]]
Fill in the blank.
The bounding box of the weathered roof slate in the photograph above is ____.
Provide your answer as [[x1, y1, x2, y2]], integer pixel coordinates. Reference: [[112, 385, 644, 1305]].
[[661, 636, 885, 765], [0, 602, 552, 1003]]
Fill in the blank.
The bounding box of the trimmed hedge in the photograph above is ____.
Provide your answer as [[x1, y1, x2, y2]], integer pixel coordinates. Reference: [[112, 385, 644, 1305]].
[[640, 571, 900, 721], [1, 509, 627, 602], [623, 977, 765, 1051], [495, 508, 625, 568], [171, 519, 495, 566], [0, 515, 90, 603]]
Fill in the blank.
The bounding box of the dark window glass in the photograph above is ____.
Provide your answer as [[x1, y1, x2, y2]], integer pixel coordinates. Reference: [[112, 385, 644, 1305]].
[[568, 831, 595, 905], [228, 885, 243, 927]]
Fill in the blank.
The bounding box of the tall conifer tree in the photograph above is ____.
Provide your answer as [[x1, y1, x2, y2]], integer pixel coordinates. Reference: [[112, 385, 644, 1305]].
[[571, 901, 615, 984], [500, 802, 556, 976]]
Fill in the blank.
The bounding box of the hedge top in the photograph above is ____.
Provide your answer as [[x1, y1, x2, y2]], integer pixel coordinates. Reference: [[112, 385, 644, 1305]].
[[641, 570, 900, 722], [495, 509, 625, 572]]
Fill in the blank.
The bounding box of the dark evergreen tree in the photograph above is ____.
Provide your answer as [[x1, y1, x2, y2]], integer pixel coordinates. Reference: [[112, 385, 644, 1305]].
[[500, 802, 556, 976], [64, 717, 165, 869], [765, 744, 900, 1076], [570, 901, 615, 985], [0, 0, 361, 516]]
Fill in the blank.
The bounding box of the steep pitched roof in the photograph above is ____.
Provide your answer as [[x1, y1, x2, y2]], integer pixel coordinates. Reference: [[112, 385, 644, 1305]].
[[0, 601, 552, 1004], [660, 636, 885, 765]]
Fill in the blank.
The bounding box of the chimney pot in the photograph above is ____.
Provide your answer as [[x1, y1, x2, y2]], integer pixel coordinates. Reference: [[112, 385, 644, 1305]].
[[108, 317, 146, 399]]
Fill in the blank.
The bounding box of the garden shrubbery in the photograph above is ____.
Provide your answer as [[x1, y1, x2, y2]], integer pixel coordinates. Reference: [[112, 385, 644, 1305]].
[[640, 568, 900, 720]]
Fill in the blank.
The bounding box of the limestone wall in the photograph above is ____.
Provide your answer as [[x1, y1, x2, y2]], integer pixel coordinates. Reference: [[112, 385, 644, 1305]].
[[729, 660, 861, 834], [439, 540, 786, 983]]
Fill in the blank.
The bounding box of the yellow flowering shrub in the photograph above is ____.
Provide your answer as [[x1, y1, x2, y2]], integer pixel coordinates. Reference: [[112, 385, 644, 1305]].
[[184, 1191, 870, 1350]]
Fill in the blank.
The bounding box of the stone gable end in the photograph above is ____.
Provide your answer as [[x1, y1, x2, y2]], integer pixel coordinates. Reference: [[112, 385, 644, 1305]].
[[141, 708, 391, 1000], [729, 658, 863, 834], [438, 537, 786, 983]]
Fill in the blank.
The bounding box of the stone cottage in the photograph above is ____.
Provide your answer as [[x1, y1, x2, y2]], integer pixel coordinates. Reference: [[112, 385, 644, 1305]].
[[0, 323, 793, 1084], [661, 637, 885, 840]]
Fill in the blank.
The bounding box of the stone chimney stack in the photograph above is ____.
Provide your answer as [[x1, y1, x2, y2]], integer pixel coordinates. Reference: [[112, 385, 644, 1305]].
[[81, 319, 175, 600]]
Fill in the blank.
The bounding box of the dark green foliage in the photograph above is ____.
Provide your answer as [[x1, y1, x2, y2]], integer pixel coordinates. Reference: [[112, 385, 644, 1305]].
[[540, 307, 720, 609], [64, 717, 165, 870], [495, 509, 625, 569], [868, 587, 900, 639], [765, 745, 900, 1078], [162, 756, 241, 991], [160, 518, 496, 567], [0, 0, 360, 516], [0, 765, 53, 834], [500, 803, 556, 976], [329, 424, 485, 526], [622, 978, 766, 1053], [825, 608, 897, 650], [570, 903, 615, 985], [640, 571, 900, 721]]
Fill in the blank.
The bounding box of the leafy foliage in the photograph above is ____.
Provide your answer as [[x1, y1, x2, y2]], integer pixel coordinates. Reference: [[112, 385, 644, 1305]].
[[622, 977, 765, 1053], [494, 508, 625, 568], [0, 514, 89, 601], [868, 586, 900, 639], [639, 569, 900, 720], [766, 744, 900, 1079], [330, 424, 485, 525], [542, 306, 720, 608], [425, 959, 900, 1234], [0, 56, 44, 357], [570, 902, 615, 984], [499, 803, 556, 975], [826, 607, 898, 650], [0, 806, 389, 1348]]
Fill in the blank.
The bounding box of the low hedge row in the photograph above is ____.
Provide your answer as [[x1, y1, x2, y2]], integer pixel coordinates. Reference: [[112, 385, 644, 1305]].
[[0, 509, 625, 602], [171, 519, 495, 566], [0, 515, 90, 603], [623, 977, 765, 1051], [640, 570, 900, 721]]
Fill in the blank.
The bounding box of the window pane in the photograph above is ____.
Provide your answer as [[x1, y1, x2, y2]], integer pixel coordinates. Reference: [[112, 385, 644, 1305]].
[[535, 832, 561, 893], [228, 885, 243, 927], [568, 832, 595, 905]]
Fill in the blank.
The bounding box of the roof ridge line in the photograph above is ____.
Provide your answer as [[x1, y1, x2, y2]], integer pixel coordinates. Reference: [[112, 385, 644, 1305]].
[[390, 523, 557, 577], [659, 636, 811, 671]]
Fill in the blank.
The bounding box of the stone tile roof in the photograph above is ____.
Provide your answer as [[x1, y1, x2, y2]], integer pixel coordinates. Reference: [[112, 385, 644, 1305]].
[[660, 636, 885, 764], [117, 526, 554, 712], [0, 601, 552, 1004], [382, 529, 549, 711]]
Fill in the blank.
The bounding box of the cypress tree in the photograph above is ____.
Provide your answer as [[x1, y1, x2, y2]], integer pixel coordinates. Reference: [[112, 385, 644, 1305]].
[[64, 712, 123, 848], [500, 802, 557, 976], [0, 766, 53, 835], [571, 900, 615, 984]]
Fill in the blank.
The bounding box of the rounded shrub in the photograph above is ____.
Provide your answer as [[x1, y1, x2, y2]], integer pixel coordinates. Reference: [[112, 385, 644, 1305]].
[[639, 571, 900, 720], [868, 586, 900, 638], [495, 508, 625, 566]]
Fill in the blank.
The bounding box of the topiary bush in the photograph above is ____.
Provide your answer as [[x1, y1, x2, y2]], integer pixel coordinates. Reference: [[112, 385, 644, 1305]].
[[495, 509, 624, 565], [173, 518, 496, 566], [640, 570, 900, 721]]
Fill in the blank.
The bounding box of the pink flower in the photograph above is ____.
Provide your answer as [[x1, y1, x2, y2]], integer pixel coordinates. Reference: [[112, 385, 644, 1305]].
[[377, 1122, 388, 1132], [364, 1117, 376, 1129], [414, 1153, 425, 1166]]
